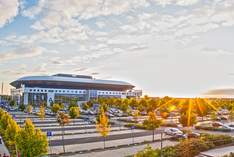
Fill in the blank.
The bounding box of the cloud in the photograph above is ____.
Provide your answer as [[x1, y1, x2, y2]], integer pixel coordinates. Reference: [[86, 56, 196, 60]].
[[0, 0, 20, 28], [22, 0, 46, 19], [204, 88, 234, 97], [0, 46, 44, 62], [202, 48, 234, 55], [153, 0, 200, 7]]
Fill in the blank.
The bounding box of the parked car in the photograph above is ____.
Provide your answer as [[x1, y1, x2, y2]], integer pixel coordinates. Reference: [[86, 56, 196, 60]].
[[164, 128, 183, 136], [171, 133, 187, 140], [186, 132, 200, 138]]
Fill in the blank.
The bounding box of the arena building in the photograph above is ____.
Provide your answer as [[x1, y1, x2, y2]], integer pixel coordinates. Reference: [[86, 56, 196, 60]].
[[10, 74, 142, 105]]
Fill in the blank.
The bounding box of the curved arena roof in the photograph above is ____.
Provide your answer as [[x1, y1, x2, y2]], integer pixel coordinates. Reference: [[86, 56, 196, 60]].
[[10, 74, 135, 91]]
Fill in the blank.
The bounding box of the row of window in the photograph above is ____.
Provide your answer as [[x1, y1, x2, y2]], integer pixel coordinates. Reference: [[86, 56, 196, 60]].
[[28, 89, 86, 94], [26, 88, 126, 95], [98, 91, 125, 95]]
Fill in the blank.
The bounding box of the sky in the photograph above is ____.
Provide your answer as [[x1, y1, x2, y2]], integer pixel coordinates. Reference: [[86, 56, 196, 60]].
[[0, 0, 234, 97]]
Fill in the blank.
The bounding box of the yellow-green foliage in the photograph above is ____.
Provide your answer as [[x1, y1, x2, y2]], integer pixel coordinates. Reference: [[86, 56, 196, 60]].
[[16, 119, 48, 157]]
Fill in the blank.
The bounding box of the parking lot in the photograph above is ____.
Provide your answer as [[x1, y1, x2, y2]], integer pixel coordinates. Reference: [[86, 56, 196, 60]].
[[8, 111, 171, 156]]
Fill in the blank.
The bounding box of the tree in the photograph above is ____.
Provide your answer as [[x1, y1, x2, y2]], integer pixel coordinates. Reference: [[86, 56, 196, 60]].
[[26, 105, 33, 114], [51, 104, 61, 114], [68, 98, 78, 110], [9, 100, 16, 107], [143, 111, 162, 141], [5, 119, 20, 156], [16, 119, 48, 157], [179, 113, 197, 127], [69, 106, 80, 119], [132, 110, 140, 123], [57, 112, 70, 153], [229, 108, 234, 122], [210, 111, 217, 122], [38, 106, 45, 120], [96, 108, 111, 149], [19, 104, 25, 111]]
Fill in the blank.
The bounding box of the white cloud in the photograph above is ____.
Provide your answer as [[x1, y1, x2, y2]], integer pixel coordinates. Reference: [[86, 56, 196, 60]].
[[153, 0, 200, 6], [202, 48, 234, 55], [0, 46, 44, 62], [22, 0, 46, 18], [0, 0, 20, 28]]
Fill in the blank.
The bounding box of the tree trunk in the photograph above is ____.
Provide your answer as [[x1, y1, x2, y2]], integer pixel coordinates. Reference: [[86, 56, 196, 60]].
[[152, 129, 155, 142], [103, 136, 106, 149], [62, 125, 65, 153], [15, 144, 18, 157]]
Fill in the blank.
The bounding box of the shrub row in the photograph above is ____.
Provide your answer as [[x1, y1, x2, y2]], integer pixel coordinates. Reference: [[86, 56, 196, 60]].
[[195, 125, 232, 132], [134, 134, 234, 157]]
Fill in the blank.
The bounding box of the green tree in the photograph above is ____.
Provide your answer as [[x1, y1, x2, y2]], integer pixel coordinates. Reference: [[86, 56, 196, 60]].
[[9, 100, 16, 107], [96, 108, 111, 149], [69, 106, 80, 119], [68, 98, 78, 110], [19, 104, 25, 111], [210, 111, 218, 122], [16, 119, 48, 157], [179, 113, 197, 127], [38, 106, 45, 120], [57, 112, 70, 153], [26, 105, 33, 114], [5, 119, 20, 156], [51, 104, 61, 114], [143, 111, 162, 141]]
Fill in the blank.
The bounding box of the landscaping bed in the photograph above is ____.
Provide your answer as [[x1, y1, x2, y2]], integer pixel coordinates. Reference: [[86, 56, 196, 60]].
[[195, 125, 233, 132], [133, 134, 234, 157]]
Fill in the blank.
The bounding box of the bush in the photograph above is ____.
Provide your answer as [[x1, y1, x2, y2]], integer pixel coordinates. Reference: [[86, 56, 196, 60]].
[[134, 145, 160, 157], [51, 104, 61, 114], [69, 106, 80, 119], [176, 138, 213, 157], [195, 125, 232, 132], [201, 134, 234, 147], [161, 146, 177, 157], [19, 104, 25, 111]]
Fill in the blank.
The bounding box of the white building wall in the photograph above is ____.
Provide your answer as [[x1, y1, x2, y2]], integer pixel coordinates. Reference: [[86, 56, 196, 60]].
[[23, 93, 28, 105]]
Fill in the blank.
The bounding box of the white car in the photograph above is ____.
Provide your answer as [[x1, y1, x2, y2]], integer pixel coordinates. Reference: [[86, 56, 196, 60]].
[[164, 128, 183, 136]]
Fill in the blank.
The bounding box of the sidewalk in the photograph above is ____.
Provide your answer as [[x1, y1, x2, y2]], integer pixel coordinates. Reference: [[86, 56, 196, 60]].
[[59, 140, 177, 157], [200, 146, 234, 157]]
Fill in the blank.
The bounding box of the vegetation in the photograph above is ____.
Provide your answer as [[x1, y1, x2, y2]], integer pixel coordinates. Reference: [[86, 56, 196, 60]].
[[57, 112, 70, 153], [19, 104, 25, 111], [96, 108, 111, 149], [134, 134, 234, 157], [16, 119, 48, 157], [38, 105, 45, 120], [51, 103, 62, 114], [26, 104, 33, 114], [69, 106, 80, 119], [0, 109, 48, 157], [143, 111, 162, 141], [9, 100, 16, 107]]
